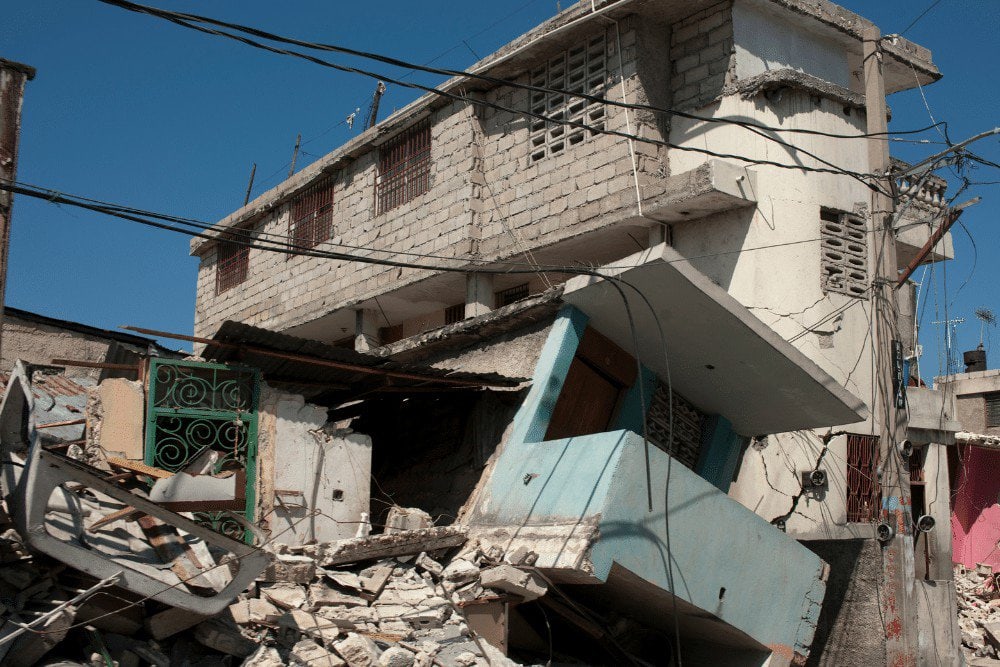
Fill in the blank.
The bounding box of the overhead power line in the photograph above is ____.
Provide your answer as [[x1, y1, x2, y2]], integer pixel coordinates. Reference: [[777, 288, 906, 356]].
[[92, 0, 940, 194]]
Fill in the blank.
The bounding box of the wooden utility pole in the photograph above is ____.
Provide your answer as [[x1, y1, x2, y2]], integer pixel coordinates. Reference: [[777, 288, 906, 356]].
[[863, 27, 916, 665], [0, 59, 35, 363], [288, 134, 301, 178], [365, 82, 387, 130], [243, 162, 256, 206]]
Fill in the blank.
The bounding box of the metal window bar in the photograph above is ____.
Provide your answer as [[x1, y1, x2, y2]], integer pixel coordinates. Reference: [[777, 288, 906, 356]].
[[529, 32, 609, 163], [845, 434, 881, 522], [494, 283, 530, 308], [216, 236, 250, 294], [986, 393, 1000, 428], [444, 303, 465, 325], [645, 383, 703, 470], [820, 209, 868, 298], [290, 176, 335, 250], [376, 123, 431, 214]]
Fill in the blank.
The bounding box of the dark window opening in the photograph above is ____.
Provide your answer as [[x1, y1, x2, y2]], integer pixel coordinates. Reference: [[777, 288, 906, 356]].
[[376, 123, 431, 214], [290, 176, 335, 250], [845, 433, 881, 522], [645, 384, 704, 470]]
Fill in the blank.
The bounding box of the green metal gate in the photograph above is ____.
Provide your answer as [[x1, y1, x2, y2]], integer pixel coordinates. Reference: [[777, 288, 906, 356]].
[[144, 358, 260, 541]]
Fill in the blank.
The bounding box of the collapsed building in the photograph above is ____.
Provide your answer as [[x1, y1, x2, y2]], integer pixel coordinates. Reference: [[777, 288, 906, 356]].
[[0, 0, 970, 665]]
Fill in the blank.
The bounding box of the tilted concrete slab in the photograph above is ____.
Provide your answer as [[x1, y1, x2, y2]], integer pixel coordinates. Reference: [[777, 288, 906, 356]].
[[906, 387, 961, 445], [562, 243, 867, 435]]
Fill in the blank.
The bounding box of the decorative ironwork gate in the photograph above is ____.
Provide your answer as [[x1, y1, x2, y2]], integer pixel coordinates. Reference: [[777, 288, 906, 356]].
[[144, 359, 260, 540], [846, 433, 881, 523]]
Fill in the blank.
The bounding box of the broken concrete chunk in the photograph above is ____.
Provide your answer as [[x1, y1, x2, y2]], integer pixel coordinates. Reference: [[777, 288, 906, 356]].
[[320, 527, 467, 566], [333, 632, 382, 667], [262, 582, 309, 610], [279, 609, 342, 644], [415, 552, 443, 577], [479, 565, 547, 602], [5, 605, 76, 667], [453, 651, 481, 667], [384, 507, 433, 534], [322, 569, 365, 591], [242, 645, 286, 667], [260, 554, 318, 584], [309, 582, 368, 609], [193, 617, 258, 658], [504, 546, 538, 567], [379, 645, 416, 667], [145, 606, 210, 640], [442, 558, 480, 586], [292, 638, 347, 666], [228, 597, 281, 626]]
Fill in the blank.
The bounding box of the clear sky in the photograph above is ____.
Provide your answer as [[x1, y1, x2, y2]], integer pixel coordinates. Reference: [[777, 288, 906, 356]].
[[2, 1, 998, 381]]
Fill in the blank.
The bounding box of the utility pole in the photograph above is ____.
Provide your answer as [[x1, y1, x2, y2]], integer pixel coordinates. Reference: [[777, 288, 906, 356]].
[[0, 59, 35, 364], [864, 27, 916, 665], [365, 82, 386, 131], [243, 162, 256, 206], [288, 134, 301, 178]]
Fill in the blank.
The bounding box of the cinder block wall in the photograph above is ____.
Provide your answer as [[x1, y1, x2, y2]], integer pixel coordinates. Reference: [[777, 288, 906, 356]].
[[194, 14, 676, 340], [669, 1, 736, 110]]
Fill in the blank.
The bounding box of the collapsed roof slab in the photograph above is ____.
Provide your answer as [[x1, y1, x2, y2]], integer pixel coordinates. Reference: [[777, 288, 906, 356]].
[[562, 243, 868, 435]]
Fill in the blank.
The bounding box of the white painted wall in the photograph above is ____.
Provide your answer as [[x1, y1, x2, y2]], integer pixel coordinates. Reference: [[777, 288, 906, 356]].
[[270, 394, 372, 544], [732, 0, 850, 89]]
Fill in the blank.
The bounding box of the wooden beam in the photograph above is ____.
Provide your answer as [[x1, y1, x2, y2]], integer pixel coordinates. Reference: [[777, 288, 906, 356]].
[[50, 359, 141, 372], [36, 419, 85, 429]]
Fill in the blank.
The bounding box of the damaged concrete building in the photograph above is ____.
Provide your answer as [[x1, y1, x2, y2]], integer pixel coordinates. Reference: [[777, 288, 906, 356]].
[[0, 0, 967, 665]]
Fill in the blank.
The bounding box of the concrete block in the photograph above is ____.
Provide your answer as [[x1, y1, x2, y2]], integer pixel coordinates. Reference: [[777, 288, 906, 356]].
[[442, 558, 480, 586], [334, 632, 382, 667], [293, 639, 347, 666], [242, 645, 287, 667], [262, 582, 309, 609], [193, 617, 258, 658], [309, 583, 368, 608], [479, 565, 547, 602], [415, 552, 444, 577], [228, 597, 280, 625], [260, 554, 318, 584], [279, 609, 342, 644]]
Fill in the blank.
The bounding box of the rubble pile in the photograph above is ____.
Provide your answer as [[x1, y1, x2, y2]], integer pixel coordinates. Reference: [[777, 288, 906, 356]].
[[956, 563, 1000, 663], [0, 515, 538, 666]]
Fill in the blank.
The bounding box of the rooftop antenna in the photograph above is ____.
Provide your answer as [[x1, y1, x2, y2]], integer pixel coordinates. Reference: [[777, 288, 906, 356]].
[[365, 82, 387, 131], [975, 307, 996, 347], [932, 317, 965, 375]]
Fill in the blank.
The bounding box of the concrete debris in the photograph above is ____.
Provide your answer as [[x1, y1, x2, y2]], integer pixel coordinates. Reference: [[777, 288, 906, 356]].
[[262, 554, 319, 584], [384, 507, 433, 534], [291, 638, 346, 666], [334, 632, 382, 666], [956, 564, 1000, 661], [479, 564, 547, 602]]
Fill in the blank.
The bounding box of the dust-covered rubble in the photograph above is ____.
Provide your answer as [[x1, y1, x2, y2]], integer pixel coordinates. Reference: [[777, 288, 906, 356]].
[[956, 563, 1000, 664]]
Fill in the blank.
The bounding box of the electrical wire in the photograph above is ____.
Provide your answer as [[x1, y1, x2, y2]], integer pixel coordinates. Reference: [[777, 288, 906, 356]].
[[92, 0, 909, 194], [97, 0, 947, 143]]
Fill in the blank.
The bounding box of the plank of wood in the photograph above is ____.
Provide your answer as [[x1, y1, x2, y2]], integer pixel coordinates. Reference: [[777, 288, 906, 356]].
[[88, 506, 145, 532], [106, 457, 174, 479]]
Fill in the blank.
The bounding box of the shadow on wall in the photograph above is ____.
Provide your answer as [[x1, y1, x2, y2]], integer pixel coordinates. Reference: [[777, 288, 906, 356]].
[[671, 206, 756, 291]]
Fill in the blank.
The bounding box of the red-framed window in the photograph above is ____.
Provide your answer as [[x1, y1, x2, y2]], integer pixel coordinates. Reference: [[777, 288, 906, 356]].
[[376, 123, 431, 214], [290, 176, 335, 250], [845, 433, 881, 522], [216, 234, 250, 294]]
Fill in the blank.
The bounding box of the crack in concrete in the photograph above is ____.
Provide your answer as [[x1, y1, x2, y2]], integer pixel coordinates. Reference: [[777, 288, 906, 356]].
[[770, 430, 848, 527]]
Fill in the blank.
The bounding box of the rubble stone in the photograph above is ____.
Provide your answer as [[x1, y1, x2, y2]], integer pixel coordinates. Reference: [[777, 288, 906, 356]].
[[292, 638, 347, 666], [480, 564, 547, 601], [262, 582, 309, 609], [229, 597, 281, 625], [379, 646, 416, 667], [442, 559, 480, 586], [261, 554, 318, 583], [504, 546, 538, 567], [242, 645, 286, 667], [309, 583, 368, 608], [415, 553, 443, 577], [384, 507, 433, 534], [279, 609, 342, 644], [334, 632, 382, 666]]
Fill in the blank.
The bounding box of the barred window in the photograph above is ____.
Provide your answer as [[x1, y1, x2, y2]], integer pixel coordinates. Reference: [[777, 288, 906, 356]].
[[444, 303, 465, 325], [494, 283, 529, 307], [820, 209, 868, 298], [986, 393, 1000, 428], [216, 234, 250, 294], [290, 176, 335, 250], [529, 33, 609, 163], [845, 433, 881, 522], [376, 123, 431, 214]]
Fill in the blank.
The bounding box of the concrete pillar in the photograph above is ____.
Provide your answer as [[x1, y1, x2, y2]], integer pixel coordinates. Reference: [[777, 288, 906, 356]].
[[354, 309, 380, 352], [648, 223, 668, 247], [465, 273, 494, 318]]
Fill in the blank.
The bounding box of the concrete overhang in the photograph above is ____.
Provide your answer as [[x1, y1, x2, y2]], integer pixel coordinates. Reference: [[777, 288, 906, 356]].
[[906, 386, 960, 445], [896, 221, 954, 269], [643, 159, 757, 223], [562, 243, 868, 435]]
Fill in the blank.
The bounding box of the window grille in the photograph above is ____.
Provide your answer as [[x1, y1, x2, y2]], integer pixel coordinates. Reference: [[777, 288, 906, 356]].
[[986, 393, 1000, 427], [820, 209, 868, 298], [216, 234, 250, 294], [495, 283, 530, 307], [444, 303, 465, 325], [646, 384, 704, 470], [376, 123, 431, 214], [528, 33, 609, 163], [846, 434, 881, 522], [290, 176, 335, 250]]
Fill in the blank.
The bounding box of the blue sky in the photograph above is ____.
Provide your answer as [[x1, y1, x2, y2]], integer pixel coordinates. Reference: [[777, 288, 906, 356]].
[[2, 1, 998, 381]]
